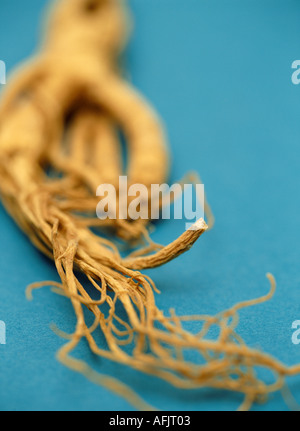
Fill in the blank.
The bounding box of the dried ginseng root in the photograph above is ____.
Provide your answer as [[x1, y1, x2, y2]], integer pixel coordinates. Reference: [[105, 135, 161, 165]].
[[0, 0, 299, 411]]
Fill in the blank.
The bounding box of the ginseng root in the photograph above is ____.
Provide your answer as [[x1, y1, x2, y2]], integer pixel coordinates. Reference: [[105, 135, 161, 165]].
[[0, 0, 299, 411]]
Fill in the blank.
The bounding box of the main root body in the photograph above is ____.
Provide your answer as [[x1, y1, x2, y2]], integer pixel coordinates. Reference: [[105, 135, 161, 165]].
[[0, 0, 299, 411]]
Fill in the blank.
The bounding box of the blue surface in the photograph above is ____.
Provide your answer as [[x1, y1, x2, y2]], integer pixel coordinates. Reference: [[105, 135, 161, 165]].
[[1, 0, 300, 411]]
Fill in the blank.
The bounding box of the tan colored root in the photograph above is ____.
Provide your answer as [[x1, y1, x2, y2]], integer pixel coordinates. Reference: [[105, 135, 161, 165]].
[[0, 0, 299, 412], [26, 269, 300, 411]]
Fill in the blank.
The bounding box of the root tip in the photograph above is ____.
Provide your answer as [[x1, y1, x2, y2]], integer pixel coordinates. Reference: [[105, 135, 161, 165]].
[[188, 218, 208, 231]]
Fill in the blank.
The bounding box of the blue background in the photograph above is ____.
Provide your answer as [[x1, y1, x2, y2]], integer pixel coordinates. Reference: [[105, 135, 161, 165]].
[[0, 0, 300, 411]]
